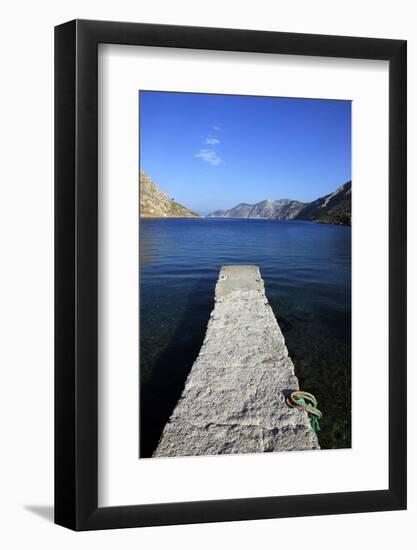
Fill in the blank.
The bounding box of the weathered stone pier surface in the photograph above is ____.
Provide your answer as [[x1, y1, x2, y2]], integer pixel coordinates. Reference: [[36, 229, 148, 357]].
[[154, 266, 319, 457]]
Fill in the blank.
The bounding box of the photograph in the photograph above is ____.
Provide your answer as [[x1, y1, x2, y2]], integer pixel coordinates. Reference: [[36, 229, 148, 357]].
[[139, 91, 352, 458], [0, 1, 409, 541]]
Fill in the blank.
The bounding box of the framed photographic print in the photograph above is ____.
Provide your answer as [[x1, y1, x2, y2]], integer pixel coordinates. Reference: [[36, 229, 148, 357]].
[[55, 20, 406, 530]]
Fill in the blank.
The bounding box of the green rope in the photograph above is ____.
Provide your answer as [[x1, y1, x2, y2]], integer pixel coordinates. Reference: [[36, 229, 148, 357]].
[[286, 391, 322, 434]]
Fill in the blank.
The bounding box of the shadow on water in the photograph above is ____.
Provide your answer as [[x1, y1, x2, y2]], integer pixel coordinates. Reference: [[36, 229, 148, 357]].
[[139, 278, 213, 458]]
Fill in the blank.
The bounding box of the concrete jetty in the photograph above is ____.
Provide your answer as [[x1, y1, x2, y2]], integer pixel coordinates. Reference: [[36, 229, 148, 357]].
[[153, 266, 319, 457]]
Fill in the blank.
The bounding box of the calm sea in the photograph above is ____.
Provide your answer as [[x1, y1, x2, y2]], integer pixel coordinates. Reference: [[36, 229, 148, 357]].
[[139, 218, 351, 457]]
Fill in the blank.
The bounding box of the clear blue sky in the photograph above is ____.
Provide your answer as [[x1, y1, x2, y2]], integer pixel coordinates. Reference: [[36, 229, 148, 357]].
[[139, 91, 351, 215]]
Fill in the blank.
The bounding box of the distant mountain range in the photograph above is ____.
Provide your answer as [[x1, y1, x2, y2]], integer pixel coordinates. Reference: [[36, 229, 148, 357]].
[[208, 181, 351, 225], [139, 171, 351, 225], [209, 198, 305, 221], [140, 172, 199, 218]]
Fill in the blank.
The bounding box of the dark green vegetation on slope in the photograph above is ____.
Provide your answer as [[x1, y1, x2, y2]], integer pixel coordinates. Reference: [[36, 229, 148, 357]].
[[294, 181, 351, 226]]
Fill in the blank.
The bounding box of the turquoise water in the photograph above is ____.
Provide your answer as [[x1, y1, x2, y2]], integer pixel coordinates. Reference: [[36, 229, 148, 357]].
[[139, 218, 351, 457]]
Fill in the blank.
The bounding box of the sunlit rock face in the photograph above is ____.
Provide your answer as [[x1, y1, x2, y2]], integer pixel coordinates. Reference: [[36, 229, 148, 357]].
[[140, 171, 200, 218]]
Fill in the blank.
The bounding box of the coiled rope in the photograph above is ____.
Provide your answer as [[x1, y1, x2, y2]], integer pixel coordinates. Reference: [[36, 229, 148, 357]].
[[286, 391, 322, 434]]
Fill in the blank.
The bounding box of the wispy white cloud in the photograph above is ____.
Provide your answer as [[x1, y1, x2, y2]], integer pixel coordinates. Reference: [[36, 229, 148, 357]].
[[213, 125, 221, 131], [195, 148, 222, 166], [205, 137, 220, 145]]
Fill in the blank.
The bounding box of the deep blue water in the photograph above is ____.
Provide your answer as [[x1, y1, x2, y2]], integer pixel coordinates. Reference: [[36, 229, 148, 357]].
[[139, 218, 351, 457]]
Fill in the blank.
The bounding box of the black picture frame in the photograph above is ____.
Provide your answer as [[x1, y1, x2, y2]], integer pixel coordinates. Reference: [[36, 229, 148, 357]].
[[55, 19, 407, 531]]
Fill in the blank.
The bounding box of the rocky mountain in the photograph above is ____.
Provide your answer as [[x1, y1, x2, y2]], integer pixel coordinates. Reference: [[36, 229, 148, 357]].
[[295, 181, 351, 225], [208, 181, 351, 225], [209, 198, 306, 220], [140, 172, 199, 218]]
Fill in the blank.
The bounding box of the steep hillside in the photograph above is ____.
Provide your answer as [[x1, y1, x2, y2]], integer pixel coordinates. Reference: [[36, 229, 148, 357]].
[[140, 172, 199, 218], [295, 181, 351, 225]]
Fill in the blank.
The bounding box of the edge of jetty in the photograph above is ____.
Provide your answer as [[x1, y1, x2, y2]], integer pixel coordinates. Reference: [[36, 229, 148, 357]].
[[153, 265, 319, 457]]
